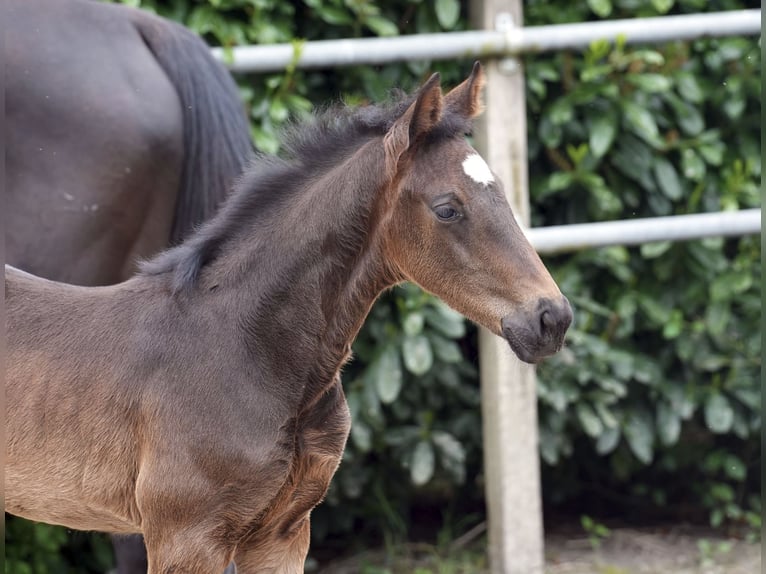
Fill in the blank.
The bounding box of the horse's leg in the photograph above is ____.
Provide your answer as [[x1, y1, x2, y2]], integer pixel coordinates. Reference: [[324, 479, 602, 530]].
[[112, 534, 149, 574], [142, 526, 234, 574], [232, 518, 311, 574]]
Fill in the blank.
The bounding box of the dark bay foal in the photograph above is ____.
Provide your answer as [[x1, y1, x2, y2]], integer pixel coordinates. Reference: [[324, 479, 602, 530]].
[[6, 64, 572, 573]]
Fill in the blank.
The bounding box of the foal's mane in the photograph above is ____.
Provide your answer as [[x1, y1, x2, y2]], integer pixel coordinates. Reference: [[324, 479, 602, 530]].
[[141, 88, 473, 293]]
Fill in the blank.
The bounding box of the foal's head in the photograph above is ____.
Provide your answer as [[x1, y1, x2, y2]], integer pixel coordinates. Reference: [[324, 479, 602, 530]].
[[379, 63, 572, 363]]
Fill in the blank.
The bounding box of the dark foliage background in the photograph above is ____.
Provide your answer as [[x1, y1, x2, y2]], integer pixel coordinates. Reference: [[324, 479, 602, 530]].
[[6, 0, 760, 571]]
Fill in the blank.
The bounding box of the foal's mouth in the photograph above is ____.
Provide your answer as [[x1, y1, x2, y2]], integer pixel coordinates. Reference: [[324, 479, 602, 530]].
[[500, 297, 573, 364], [501, 327, 542, 364]]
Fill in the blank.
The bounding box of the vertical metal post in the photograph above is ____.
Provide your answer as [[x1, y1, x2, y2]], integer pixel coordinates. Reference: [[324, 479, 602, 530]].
[[470, 0, 545, 573]]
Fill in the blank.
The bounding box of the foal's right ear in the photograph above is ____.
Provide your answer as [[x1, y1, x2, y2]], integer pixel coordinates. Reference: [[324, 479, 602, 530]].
[[444, 61, 485, 119], [384, 73, 444, 175]]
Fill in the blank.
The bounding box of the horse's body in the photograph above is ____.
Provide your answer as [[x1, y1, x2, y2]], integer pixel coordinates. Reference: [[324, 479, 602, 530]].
[[6, 65, 572, 573], [6, 0, 253, 284]]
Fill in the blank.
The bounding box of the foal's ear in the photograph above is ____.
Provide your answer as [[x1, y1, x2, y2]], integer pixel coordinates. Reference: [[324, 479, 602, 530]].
[[384, 73, 443, 174], [407, 72, 444, 142], [444, 61, 486, 118]]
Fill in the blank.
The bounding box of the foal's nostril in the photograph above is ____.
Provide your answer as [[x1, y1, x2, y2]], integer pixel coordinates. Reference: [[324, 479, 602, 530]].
[[540, 309, 555, 334], [538, 297, 573, 340]]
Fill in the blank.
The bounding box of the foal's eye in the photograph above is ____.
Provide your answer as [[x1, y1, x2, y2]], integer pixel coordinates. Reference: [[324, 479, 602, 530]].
[[433, 204, 461, 222]]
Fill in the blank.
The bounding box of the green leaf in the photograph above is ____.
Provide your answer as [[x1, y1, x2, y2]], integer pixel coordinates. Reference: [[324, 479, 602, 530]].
[[402, 335, 434, 375], [723, 96, 745, 120], [611, 135, 654, 184], [595, 427, 620, 455], [624, 410, 654, 464], [539, 115, 563, 147], [566, 143, 588, 167], [423, 305, 466, 338], [676, 72, 704, 103], [628, 49, 665, 67], [365, 15, 399, 37], [627, 73, 672, 93], [656, 402, 681, 446], [403, 311, 425, 336], [681, 149, 706, 181], [548, 171, 575, 192], [350, 420, 373, 452], [705, 303, 730, 337], [699, 142, 725, 166], [540, 427, 561, 465], [666, 95, 704, 136], [650, 0, 675, 14], [662, 309, 683, 339], [432, 431, 466, 484], [637, 293, 671, 326], [410, 440, 435, 485], [549, 98, 574, 125], [595, 402, 619, 429], [435, 0, 460, 29], [373, 345, 403, 404], [653, 157, 684, 200], [587, 0, 612, 17], [268, 98, 289, 122], [315, 5, 353, 26], [589, 112, 618, 158], [252, 126, 279, 155], [622, 100, 660, 145], [581, 63, 614, 82], [428, 333, 463, 363], [640, 241, 671, 259], [705, 394, 734, 433], [577, 403, 604, 438], [723, 454, 747, 481], [662, 384, 695, 420], [710, 270, 753, 302]]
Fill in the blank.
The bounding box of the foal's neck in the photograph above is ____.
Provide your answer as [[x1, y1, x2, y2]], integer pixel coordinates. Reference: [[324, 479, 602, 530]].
[[207, 142, 397, 410]]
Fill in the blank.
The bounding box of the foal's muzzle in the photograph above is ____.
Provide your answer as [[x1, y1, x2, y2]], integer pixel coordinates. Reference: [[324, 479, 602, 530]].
[[501, 296, 573, 364]]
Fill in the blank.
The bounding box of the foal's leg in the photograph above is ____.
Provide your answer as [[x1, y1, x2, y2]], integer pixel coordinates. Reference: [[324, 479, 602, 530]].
[[232, 518, 311, 574], [142, 526, 234, 574]]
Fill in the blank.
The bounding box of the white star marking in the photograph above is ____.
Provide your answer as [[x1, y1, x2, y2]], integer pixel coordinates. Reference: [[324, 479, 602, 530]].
[[462, 153, 495, 185]]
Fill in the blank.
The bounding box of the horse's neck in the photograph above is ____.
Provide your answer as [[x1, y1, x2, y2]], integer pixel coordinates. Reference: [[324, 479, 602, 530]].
[[211, 145, 396, 409]]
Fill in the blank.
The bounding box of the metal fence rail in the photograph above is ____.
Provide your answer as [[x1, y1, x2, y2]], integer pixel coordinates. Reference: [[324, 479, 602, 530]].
[[212, 9, 760, 73], [528, 208, 762, 254]]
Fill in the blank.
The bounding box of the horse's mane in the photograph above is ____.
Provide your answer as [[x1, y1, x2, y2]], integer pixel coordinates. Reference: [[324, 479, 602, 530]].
[[140, 88, 473, 292]]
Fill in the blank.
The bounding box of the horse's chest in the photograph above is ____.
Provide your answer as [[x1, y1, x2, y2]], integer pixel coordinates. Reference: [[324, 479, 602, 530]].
[[260, 379, 351, 537]]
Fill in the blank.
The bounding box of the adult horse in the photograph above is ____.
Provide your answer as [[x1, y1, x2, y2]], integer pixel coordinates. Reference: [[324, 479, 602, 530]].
[[6, 64, 572, 573], [6, 0, 253, 571], [6, 0, 254, 285]]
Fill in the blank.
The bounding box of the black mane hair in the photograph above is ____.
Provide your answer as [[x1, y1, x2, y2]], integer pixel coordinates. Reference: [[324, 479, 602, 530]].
[[140, 87, 474, 293]]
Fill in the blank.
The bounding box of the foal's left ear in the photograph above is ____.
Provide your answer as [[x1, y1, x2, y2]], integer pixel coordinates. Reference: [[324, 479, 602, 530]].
[[384, 73, 443, 174], [444, 61, 485, 118]]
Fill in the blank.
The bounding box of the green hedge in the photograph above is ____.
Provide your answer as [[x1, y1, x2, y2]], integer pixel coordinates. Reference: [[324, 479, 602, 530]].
[[526, 0, 760, 534], [7, 0, 760, 570]]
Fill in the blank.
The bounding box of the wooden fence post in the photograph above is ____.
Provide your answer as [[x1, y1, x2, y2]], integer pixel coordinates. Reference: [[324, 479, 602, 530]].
[[469, 1, 545, 573]]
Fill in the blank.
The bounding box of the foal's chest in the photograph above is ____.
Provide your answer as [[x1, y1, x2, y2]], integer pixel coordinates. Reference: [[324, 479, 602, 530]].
[[259, 379, 351, 538]]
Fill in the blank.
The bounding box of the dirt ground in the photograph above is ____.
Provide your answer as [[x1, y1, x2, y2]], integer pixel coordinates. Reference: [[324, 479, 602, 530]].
[[544, 526, 761, 574], [313, 525, 761, 574]]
